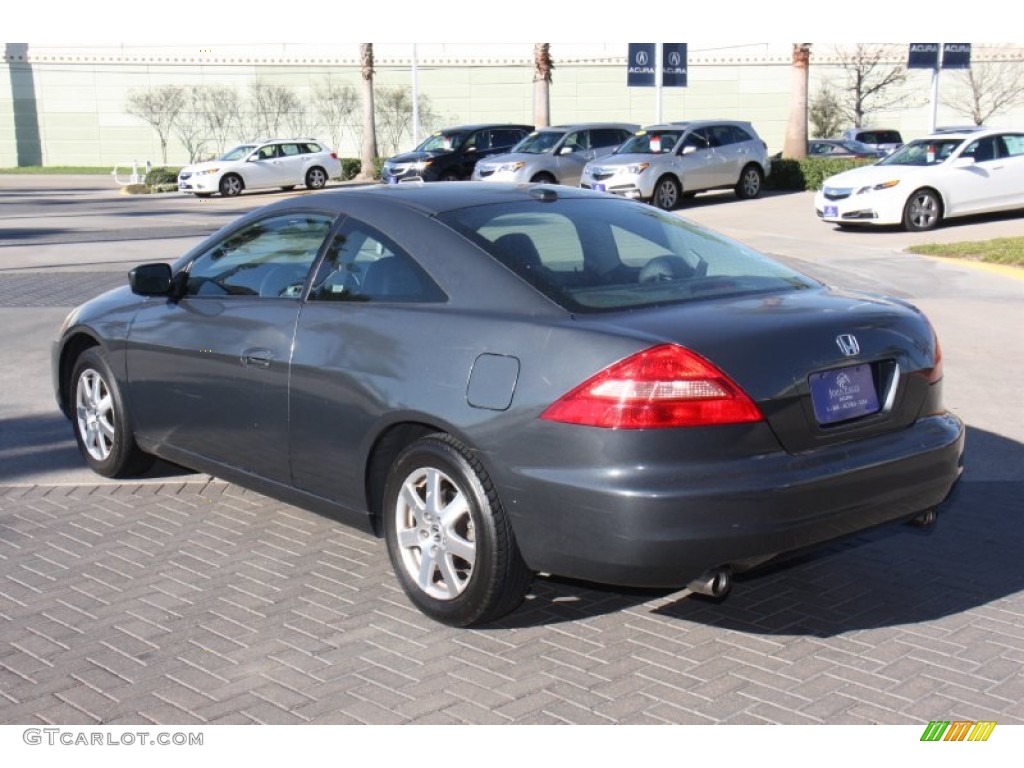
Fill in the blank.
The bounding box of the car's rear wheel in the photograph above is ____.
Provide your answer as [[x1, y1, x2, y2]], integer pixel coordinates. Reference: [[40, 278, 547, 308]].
[[219, 174, 244, 197], [383, 434, 532, 626], [735, 164, 764, 199], [902, 189, 942, 231], [305, 167, 328, 190], [70, 347, 153, 478], [652, 176, 680, 210]]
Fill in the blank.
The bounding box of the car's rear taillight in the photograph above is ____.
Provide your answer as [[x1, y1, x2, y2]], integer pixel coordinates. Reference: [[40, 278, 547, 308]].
[[330, 152, 338, 159], [540, 344, 763, 429]]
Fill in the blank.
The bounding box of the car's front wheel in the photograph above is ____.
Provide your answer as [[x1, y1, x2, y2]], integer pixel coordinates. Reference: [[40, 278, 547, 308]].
[[902, 188, 943, 231], [652, 176, 681, 210], [383, 434, 532, 626], [70, 347, 153, 478], [735, 164, 764, 199], [439, 170, 461, 182], [219, 173, 244, 197], [305, 167, 328, 190]]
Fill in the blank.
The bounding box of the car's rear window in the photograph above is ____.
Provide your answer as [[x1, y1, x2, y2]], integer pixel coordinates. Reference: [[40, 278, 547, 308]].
[[437, 198, 817, 313]]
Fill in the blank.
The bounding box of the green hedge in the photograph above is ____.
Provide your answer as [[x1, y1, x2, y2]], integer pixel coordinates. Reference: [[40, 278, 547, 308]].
[[339, 158, 385, 181], [767, 156, 879, 192]]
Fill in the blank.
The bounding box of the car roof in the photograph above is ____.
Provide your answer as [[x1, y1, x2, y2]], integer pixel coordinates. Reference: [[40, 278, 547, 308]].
[[432, 123, 534, 133], [248, 181, 615, 218], [642, 119, 753, 130], [917, 128, 1009, 141], [541, 122, 640, 131]]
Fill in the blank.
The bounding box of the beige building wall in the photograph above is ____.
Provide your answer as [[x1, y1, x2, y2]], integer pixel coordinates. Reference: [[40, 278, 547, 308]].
[[2, 43, 1023, 167]]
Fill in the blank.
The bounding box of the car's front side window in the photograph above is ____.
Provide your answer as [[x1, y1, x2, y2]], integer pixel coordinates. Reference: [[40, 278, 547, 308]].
[[184, 213, 334, 299]]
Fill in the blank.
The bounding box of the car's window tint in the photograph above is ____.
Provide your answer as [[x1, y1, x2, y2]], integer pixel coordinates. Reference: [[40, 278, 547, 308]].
[[184, 214, 333, 299], [590, 129, 631, 148], [563, 131, 588, 152], [255, 144, 279, 160], [491, 129, 529, 148], [963, 137, 999, 162], [683, 129, 713, 151], [309, 222, 445, 303], [616, 131, 682, 154], [439, 199, 816, 313], [280, 143, 302, 157], [1002, 134, 1024, 157]]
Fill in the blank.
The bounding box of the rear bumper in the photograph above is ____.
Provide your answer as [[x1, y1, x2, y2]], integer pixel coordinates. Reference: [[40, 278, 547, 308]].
[[501, 413, 965, 587]]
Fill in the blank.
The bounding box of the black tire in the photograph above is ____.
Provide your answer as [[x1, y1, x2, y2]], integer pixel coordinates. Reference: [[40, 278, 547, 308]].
[[305, 167, 328, 190], [651, 175, 680, 210], [735, 164, 764, 199], [70, 347, 154, 478], [902, 188, 943, 231], [280, 185, 296, 191], [439, 170, 461, 182], [383, 434, 532, 626], [531, 172, 556, 184], [219, 173, 244, 197]]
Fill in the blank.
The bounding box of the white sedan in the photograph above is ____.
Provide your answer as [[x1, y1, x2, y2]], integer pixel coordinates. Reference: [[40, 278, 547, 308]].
[[814, 129, 1024, 231]]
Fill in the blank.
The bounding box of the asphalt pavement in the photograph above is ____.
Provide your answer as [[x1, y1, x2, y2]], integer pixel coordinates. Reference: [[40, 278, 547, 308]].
[[0, 175, 1022, 726]]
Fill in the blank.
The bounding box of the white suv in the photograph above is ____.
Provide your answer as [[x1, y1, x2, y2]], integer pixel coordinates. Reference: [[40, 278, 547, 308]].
[[178, 139, 342, 197], [580, 120, 770, 210]]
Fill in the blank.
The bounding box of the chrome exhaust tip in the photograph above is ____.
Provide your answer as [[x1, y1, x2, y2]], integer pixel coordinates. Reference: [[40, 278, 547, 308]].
[[687, 566, 733, 599]]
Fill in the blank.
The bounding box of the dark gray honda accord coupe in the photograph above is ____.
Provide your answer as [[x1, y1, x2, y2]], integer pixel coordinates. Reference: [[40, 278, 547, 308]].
[[52, 183, 964, 626]]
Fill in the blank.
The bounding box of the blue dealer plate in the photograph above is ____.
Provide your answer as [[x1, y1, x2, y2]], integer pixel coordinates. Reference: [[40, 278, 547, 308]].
[[809, 364, 880, 425], [824, 204, 839, 217]]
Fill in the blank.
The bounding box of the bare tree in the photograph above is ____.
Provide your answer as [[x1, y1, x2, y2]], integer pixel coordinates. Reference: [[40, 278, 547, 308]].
[[809, 83, 845, 138], [125, 85, 185, 164], [783, 44, 812, 158], [248, 80, 300, 139], [944, 60, 1024, 125], [312, 76, 359, 153], [359, 43, 378, 180], [374, 86, 443, 156], [173, 86, 211, 164], [832, 44, 912, 127], [198, 86, 242, 157], [533, 44, 553, 128]]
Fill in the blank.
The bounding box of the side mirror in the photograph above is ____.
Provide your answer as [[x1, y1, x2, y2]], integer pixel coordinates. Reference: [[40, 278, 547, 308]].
[[129, 263, 174, 296], [559, 146, 576, 155], [681, 145, 698, 156], [951, 157, 976, 168]]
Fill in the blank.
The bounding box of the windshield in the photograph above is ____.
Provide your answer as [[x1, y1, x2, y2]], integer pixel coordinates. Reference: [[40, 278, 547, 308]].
[[615, 131, 683, 155], [416, 132, 465, 153], [438, 198, 817, 314], [511, 131, 566, 154], [218, 144, 257, 161], [879, 138, 962, 166]]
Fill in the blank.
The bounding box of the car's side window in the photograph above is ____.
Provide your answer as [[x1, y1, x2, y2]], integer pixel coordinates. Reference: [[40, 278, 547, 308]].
[[465, 130, 490, 152], [255, 144, 279, 160], [309, 221, 445, 303], [1001, 134, 1024, 157], [682, 130, 712, 152], [563, 131, 587, 152], [184, 213, 333, 299], [963, 137, 999, 163], [280, 143, 302, 157], [591, 129, 630, 149]]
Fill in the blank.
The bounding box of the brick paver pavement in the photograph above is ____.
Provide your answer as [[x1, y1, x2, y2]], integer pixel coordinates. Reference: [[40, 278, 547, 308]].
[[2, 478, 1021, 725]]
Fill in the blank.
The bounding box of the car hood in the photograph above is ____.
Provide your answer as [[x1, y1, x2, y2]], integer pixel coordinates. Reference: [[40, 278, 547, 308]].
[[181, 160, 227, 174], [476, 152, 543, 167], [822, 163, 927, 188], [387, 150, 455, 164], [588, 153, 660, 168]]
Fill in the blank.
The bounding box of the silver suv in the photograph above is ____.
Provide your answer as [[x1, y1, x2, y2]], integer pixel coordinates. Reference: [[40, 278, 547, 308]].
[[580, 120, 770, 210], [471, 123, 638, 186]]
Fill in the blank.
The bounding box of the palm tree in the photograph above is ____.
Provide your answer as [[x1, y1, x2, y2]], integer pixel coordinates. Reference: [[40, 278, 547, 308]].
[[533, 44, 553, 128], [359, 43, 378, 180], [783, 44, 812, 159]]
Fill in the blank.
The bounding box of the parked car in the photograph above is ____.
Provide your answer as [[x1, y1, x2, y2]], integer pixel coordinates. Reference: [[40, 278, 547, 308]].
[[53, 183, 963, 627], [381, 124, 533, 183], [809, 139, 886, 159], [840, 127, 904, 155], [580, 120, 771, 210], [815, 128, 1024, 231], [471, 123, 638, 186], [177, 139, 342, 197]]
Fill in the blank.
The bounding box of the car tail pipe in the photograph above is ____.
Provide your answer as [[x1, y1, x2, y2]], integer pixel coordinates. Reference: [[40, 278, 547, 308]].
[[687, 566, 733, 598]]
